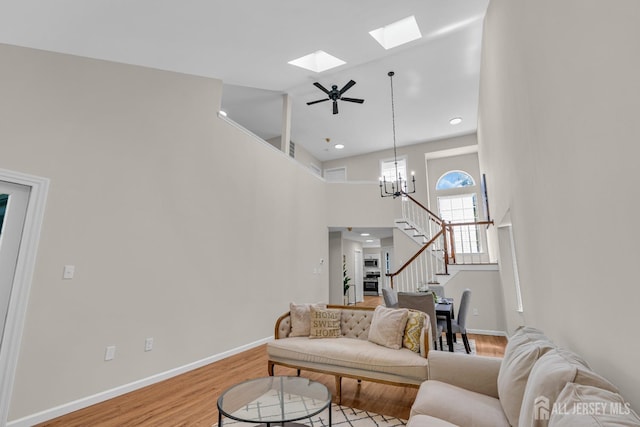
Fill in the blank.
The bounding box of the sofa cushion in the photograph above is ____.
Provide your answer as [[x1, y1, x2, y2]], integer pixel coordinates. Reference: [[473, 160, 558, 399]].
[[309, 307, 341, 338], [519, 349, 620, 427], [267, 337, 428, 380], [368, 306, 409, 350], [289, 302, 326, 337], [406, 414, 459, 427], [403, 310, 426, 353], [410, 380, 510, 427], [549, 383, 640, 427], [497, 326, 555, 426]]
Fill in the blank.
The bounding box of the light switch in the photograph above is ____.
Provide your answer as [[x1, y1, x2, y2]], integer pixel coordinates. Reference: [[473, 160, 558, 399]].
[[63, 265, 75, 279], [105, 345, 116, 361]]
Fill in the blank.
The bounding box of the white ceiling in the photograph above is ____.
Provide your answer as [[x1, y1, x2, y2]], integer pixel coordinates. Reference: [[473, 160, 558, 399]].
[[0, 0, 489, 161]]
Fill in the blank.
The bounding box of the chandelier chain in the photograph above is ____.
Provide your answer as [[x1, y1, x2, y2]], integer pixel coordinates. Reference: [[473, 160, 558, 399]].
[[390, 71, 399, 184]]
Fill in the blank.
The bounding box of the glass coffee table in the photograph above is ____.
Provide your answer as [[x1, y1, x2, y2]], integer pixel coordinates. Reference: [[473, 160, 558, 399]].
[[217, 376, 332, 426]]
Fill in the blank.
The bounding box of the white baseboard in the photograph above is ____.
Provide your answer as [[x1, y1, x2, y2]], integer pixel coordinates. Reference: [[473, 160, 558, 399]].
[[468, 328, 507, 336], [7, 337, 273, 427]]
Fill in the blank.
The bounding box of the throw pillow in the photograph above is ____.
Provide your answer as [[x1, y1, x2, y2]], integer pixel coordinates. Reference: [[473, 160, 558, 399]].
[[309, 307, 341, 338], [368, 305, 409, 350], [498, 326, 555, 426], [289, 302, 326, 337], [403, 310, 426, 353], [519, 349, 619, 427]]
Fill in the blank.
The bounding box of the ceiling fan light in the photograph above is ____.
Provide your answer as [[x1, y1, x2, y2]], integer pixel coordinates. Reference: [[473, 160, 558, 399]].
[[369, 16, 422, 50], [288, 50, 346, 73]]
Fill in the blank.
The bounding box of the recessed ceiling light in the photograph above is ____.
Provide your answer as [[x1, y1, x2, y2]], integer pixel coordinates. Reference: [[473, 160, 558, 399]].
[[288, 50, 346, 73], [334, 144, 345, 149], [218, 110, 227, 117], [449, 117, 463, 125], [369, 16, 422, 50], [360, 233, 370, 237], [365, 239, 374, 243]]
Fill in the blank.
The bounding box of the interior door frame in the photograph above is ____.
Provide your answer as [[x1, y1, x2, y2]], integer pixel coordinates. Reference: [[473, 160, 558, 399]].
[[0, 169, 49, 426]]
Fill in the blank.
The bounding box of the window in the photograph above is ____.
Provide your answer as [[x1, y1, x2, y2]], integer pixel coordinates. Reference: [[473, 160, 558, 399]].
[[438, 193, 480, 253], [436, 170, 475, 190], [324, 167, 347, 182], [380, 157, 407, 182]]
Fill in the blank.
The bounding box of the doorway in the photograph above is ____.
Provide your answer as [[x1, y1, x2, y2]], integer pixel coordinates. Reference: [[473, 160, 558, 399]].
[[0, 181, 30, 345], [0, 171, 49, 426]]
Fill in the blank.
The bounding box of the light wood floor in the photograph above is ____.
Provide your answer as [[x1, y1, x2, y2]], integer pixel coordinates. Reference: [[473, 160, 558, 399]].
[[38, 297, 507, 426]]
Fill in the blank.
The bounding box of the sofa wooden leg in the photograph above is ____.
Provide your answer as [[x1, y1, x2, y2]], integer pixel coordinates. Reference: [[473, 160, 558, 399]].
[[335, 376, 342, 404], [267, 361, 274, 376], [297, 369, 301, 376]]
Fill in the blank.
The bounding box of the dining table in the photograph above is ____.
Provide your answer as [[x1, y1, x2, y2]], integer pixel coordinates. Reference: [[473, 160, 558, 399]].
[[435, 298, 455, 352]]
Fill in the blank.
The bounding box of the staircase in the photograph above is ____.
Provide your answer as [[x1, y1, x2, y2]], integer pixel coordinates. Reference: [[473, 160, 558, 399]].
[[387, 195, 493, 292]]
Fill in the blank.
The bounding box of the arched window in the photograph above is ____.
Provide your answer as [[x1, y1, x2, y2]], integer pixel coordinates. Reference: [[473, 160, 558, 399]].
[[435, 170, 475, 190]]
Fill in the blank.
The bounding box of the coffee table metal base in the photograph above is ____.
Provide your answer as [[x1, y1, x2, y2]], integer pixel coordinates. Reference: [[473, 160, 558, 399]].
[[217, 376, 332, 427]]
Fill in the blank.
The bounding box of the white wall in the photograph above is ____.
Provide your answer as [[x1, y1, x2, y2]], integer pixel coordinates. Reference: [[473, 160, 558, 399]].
[[326, 183, 398, 228], [328, 232, 343, 305], [441, 269, 506, 334], [322, 134, 478, 208], [342, 239, 363, 303], [0, 44, 329, 421], [478, 0, 640, 409]]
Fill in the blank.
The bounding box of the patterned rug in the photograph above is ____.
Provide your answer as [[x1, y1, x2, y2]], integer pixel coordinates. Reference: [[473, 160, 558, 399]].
[[214, 404, 406, 426], [439, 337, 476, 354]]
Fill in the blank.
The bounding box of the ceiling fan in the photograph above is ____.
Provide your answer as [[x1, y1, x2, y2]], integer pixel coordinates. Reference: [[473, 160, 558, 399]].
[[306, 80, 364, 115]]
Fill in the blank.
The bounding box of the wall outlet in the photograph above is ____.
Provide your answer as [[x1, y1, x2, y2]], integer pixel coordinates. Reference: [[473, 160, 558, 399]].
[[472, 308, 479, 316], [145, 337, 154, 352], [105, 345, 116, 361]]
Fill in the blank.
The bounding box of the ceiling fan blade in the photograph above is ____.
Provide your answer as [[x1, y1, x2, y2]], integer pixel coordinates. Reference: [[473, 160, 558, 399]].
[[333, 101, 338, 115], [338, 80, 356, 95], [341, 97, 365, 104], [313, 82, 331, 95], [307, 98, 330, 105]]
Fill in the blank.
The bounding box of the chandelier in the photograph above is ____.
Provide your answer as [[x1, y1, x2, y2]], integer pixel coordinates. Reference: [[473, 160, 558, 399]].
[[379, 71, 416, 198]]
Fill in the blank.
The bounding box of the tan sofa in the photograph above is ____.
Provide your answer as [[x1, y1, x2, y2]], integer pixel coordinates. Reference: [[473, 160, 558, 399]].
[[407, 326, 640, 427], [267, 304, 433, 403]]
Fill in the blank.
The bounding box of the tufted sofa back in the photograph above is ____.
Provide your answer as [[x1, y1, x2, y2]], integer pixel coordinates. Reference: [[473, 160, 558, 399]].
[[274, 305, 375, 339]]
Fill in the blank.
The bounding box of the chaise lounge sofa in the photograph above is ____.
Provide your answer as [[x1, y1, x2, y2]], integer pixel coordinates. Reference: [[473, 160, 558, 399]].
[[267, 303, 433, 403]]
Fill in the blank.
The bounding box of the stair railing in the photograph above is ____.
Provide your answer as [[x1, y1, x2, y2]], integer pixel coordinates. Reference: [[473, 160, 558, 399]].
[[445, 220, 494, 265], [388, 195, 449, 291], [387, 229, 447, 292], [388, 195, 494, 291]]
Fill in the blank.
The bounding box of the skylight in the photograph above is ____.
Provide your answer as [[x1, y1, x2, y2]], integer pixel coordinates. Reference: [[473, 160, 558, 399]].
[[369, 16, 422, 50], [288, 50, 346, 73]]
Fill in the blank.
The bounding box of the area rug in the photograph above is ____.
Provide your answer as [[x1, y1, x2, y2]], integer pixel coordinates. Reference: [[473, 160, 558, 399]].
[[214, 403, 406, 426], [444, 337, 476, 354]]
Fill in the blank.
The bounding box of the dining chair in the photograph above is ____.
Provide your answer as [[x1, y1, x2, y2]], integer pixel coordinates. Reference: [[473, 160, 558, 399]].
[[397, 292, 444, 350], [438, 288, 472, 353], [381, 287, 398, 308]]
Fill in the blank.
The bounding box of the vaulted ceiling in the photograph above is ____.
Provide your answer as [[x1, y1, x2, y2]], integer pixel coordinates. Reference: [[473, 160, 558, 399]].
[[0, 0, 489, 161]]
